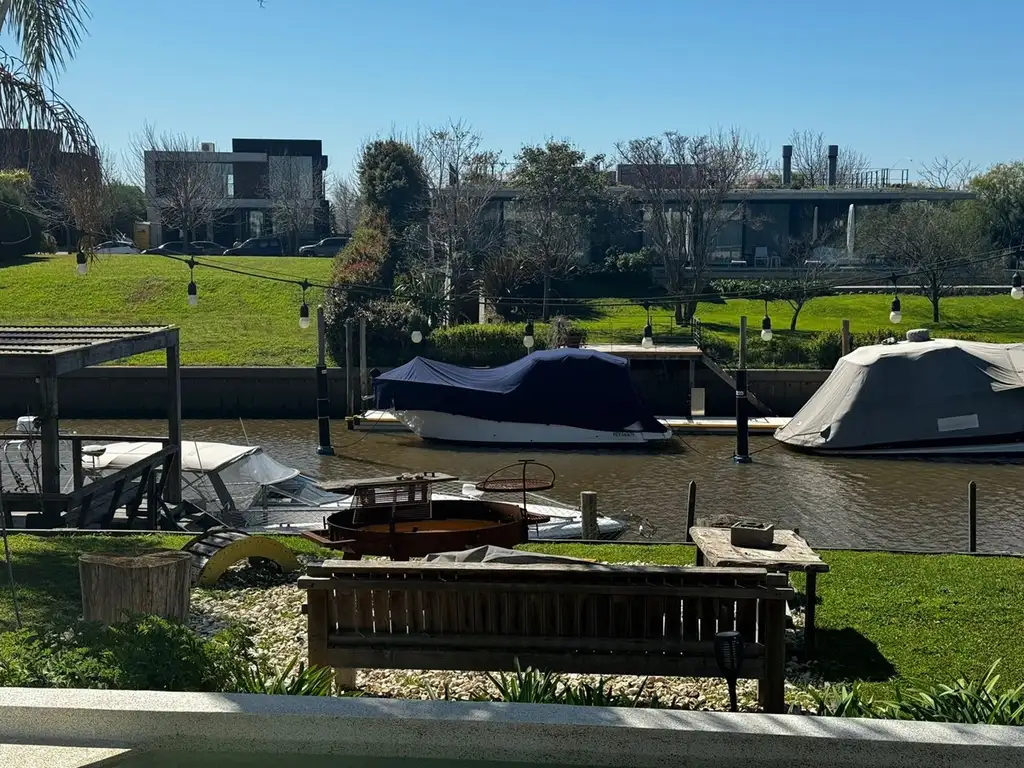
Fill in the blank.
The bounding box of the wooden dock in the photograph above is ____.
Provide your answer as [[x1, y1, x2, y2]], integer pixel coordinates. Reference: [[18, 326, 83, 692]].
[[583, 343, 703, 360], [348, 411, 789, 436]]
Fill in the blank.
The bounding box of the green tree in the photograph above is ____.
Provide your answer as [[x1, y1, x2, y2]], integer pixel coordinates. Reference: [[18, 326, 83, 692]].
[[858, 202, 989, 323], [970, 162, 1024, 249], [510, 141, 606, 320], [357, 139, 429, 233]]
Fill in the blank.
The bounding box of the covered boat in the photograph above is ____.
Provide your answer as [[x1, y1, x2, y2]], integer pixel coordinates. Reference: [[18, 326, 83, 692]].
[[373, 348, 673, 444], [775, 336, 1024, 456]]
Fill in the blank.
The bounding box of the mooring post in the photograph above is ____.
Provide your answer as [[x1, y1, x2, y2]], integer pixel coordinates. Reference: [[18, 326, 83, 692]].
[[968, 480, 977, 552], [734, 316, 751, 463], [344, 319, 355, 417], [685, 480, 697, 542], [315, 306, 334, 456], [841, 319, 851, 357], [359, 316, 368, 404], [580, 491, 599, 540]]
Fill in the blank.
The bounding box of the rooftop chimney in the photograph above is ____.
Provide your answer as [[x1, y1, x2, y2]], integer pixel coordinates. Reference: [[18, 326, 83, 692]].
[[827, 145, 839, 186], [782, 145, 793, 186]]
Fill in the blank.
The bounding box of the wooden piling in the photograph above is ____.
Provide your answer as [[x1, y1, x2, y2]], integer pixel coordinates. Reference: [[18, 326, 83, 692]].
[[580, 492, 599, 540], [841, 319, 851, 356], [685, 481, 697, 542], [968, 481, 977, 552]]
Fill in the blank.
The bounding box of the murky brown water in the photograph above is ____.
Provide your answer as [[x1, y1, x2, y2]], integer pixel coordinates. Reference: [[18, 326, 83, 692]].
[[17, 419, 1024, 553]]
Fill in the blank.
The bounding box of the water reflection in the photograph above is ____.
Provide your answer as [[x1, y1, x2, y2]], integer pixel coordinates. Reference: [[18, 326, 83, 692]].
[[27, 419, 1024, 553]]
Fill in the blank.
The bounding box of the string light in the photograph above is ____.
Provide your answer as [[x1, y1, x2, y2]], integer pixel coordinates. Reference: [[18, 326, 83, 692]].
[[76, 250, 87, 276], [523, 320, 535, 350], [411, 330, 423, 344], [761, 299, 773, 341], [1012, 265, 1023, 301], [889, 273, 901, 324], [299, 280, 310, 329], [186, 257, 197, 307]]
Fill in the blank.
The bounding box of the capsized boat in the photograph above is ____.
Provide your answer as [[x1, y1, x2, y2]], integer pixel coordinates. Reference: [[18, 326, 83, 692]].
[[774, 334, 1024, 457], [79, 440, 627, 538], [373, 348, 673, 445]]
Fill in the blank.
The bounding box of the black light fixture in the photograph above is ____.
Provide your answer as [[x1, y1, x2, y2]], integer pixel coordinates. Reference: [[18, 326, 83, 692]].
[[714, 630, 745, 713], [186, 257, 198, 307], [523, 320, 535, 350], [75, 250, 87, 276], [641, 301, 654, 348], [889, 273, 901, 324], [299, 279, 311, 329], [761, 299, 773, 342]]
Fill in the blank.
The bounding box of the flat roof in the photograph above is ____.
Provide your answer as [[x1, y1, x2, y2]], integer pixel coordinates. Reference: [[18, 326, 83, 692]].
[[0, 325, 179, 376]]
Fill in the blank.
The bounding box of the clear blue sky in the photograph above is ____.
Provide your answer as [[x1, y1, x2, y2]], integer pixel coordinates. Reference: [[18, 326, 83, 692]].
[[49, 0, 1024, 179]]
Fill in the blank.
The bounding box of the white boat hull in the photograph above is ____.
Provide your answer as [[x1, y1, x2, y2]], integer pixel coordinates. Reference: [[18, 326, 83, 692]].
[[395, 410, 673, 445]]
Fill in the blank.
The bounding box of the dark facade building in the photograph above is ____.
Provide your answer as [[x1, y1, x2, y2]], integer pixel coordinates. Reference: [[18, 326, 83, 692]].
[[145, 137, 330, 249]]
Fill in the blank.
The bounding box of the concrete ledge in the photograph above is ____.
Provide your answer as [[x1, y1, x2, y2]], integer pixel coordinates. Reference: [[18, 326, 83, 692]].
[[1, 688, 1022, 767]]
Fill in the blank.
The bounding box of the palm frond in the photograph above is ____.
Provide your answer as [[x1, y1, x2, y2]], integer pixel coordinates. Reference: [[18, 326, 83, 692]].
[[0, 51, 93, 152], [1, 0, 90, 79]]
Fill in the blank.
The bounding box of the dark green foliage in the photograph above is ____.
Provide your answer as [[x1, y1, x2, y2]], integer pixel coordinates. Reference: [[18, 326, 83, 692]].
[[229, 656, 337, 696], [326, 297, 429, 368], [0, 180, 43, 261], [423, 323, 549, 367], [357, 139, 429, 233]]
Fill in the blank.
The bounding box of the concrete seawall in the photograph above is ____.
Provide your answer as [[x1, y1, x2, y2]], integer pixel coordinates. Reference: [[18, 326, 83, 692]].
[[0, 364, 830, 420]]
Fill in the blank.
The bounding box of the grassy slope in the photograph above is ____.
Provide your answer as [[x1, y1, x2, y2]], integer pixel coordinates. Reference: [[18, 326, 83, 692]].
[[3, 535, 1021, 695], [0, 255, 333, 366]]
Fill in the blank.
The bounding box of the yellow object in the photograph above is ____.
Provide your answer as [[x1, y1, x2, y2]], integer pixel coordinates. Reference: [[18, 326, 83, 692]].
[[133, 221, 151, 250], [182, 529, 301, 587]]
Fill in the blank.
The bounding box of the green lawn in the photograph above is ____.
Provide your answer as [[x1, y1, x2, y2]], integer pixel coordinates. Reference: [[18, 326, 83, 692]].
[[3, 535, 1021, 697], [0, 254, 333, 366]]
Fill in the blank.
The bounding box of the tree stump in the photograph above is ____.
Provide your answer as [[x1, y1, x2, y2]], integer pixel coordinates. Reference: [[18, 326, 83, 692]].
[[79, 550, 193, 624]]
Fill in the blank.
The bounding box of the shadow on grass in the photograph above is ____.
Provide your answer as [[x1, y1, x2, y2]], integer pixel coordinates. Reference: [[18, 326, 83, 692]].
[[0, 254, 53, 271], [813, 627, 897, 683], [0, 535, 175, 632]]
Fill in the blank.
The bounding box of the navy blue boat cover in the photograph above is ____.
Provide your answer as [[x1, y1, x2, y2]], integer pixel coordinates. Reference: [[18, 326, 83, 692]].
[[373, 348, 664, 433]]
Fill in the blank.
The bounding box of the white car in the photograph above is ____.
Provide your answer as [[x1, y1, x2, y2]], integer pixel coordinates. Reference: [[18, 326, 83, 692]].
[[94, 240, 140, 254]]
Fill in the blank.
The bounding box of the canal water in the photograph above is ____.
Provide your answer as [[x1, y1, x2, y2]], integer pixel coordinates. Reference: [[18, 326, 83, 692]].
[[20, 419, 1024, 553]]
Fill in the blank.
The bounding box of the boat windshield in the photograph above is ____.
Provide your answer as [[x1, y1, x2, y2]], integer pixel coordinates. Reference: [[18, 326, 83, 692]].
[[255, 476, 348, 507], [182, 450, 302, 510]]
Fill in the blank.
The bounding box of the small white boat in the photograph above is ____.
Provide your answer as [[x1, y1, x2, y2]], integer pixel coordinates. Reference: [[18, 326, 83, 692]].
[[80, 440, 627, 539], [374, 349, 673, 445]]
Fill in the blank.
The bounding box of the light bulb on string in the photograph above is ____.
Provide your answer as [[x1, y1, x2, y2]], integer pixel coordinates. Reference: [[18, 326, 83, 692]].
[[761, 300, 773, 341], [186, 257, 197, 307], [1012, 269, 1023, 300], [523, 320, 535, 350], [888, 273, 901, 324], [640, 301, 654, 348], [298, 280, 311, 329], [411, 330, 423, 344], [76, 250, 87, 276]]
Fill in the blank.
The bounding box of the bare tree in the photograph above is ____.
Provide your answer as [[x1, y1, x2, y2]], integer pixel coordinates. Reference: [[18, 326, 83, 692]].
[[616, 129, 766, 322], [789, 130, 870, 187], [772, 220, 845, 329], [411, 120, 505, 323], [509, 141, 606, 320], [131, 123, 232, 247], [41, 145, 123, 251], [858, 201, 989, 322], [264, 152, 321, 255], [918, 155, 979, 190], [328, 173, 361, 233]]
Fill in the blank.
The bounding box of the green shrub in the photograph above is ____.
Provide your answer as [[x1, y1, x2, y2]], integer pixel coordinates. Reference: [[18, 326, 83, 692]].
[[228, 656, 337, 696], [425, 323, 549, 367]]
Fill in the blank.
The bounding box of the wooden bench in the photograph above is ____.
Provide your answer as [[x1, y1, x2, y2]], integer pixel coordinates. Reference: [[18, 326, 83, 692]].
[[299, 560, 794, 712]]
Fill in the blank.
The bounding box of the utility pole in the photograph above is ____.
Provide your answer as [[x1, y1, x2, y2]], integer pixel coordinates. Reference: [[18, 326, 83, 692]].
[[315, 306, 334, 456], [734, 315, 751, 463]]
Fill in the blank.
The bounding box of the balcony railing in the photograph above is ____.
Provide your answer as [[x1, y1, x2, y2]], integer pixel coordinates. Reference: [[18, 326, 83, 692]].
[[848, 168, 911, 188]]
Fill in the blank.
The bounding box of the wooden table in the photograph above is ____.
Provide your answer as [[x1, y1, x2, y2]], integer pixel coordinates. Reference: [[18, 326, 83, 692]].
[[688, 526, 830, 658]]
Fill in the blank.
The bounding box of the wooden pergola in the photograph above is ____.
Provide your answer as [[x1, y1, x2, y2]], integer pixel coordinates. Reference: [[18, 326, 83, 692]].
[[0, 325, 182, 526]]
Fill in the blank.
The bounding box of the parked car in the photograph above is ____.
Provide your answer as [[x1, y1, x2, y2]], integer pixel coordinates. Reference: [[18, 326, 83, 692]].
[[223, 236, 285, 256], [141, 241, 187, 255], [298, 235, 350, 257], [189, 241, 227, 255], [141, 241, 227, 256], [93, 240, 140, 255]]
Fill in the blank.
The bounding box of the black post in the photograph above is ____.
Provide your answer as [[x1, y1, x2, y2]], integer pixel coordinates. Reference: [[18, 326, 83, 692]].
[[734, 316, 751, 463], [968, 481, 977, 552], [315, 306, 334, 456], [685, 480, 697, 542]]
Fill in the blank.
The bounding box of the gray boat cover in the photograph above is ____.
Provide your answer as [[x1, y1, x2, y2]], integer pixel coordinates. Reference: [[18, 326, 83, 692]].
[[775, 338, 1024, 451], [424, 545, 594, 565]]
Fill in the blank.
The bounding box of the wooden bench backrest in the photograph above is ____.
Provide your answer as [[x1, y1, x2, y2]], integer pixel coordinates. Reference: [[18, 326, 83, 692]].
[[300, 561, 793, 679]]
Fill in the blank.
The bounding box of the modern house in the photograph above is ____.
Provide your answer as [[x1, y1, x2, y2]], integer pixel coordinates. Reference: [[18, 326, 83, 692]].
[[144, 137, 330, 248]]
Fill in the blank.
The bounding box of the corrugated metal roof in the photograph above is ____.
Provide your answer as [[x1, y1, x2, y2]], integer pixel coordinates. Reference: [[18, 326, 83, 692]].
[[0, 325, 179, 375]]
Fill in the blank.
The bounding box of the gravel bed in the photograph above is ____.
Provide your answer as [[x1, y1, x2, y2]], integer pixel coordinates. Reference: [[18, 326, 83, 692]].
[[188, 559, 822, 711]]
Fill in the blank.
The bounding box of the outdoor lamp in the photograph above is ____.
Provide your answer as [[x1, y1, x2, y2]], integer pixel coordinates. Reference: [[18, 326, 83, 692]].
[[299, 302, 310, 329], [76, 250, 87, 276], [1012, 270, 1023, 300], [411, 330, 423, 344], [889, 296, 902, 324], [187, 280, 198, 307], [641, 322, 654, 349], [714, 630, 745, 713], [761, 300, 773, 342], [523, 321, 535, 350]]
